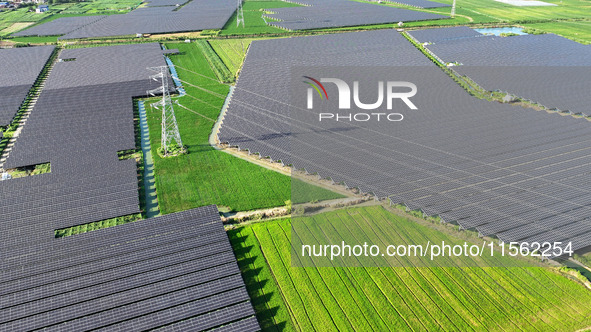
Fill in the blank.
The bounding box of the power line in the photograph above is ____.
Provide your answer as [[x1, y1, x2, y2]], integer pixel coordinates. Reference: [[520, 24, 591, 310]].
[[147, 66, 185, 157], [172, 74, 591, 232], [237, 0, 245, 27]]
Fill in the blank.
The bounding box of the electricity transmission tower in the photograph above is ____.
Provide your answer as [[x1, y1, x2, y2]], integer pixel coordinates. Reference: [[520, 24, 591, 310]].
[[237, 0, 245, 27], [147, 66, 184, 157]]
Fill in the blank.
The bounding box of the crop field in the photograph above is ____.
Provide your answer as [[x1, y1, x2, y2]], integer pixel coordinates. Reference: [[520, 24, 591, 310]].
[[8, 35, 58, 44], [229, 206, 591, 331], [0, 22, 32, 36], [353, 0, 591, 43], [146, 42, 342, 213], [0, 8, 52, 24], [0, 10, 47, 36], [220, 0, 302, 36], [524, 20, 591, 44], [208, 38, 264, 75]]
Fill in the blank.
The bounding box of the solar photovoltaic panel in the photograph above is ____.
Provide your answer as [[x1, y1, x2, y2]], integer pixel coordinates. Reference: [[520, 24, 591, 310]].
[[426, 33, 590, 66], [0, 46, 54, 126], [384, 0, 450, 8], [0, 205, 260, 331], [144, 0, 190, 6], [263, 0, 447, 30], [13, 0, 235, 39], [0, 44, 259, 330], [11, 16, 106, 37], [407, 26, 483, 43], [423, 31, 591, 118], [219, 30, 591, 252], [63, 0, 234, 39], [0, 43, 173, 247]]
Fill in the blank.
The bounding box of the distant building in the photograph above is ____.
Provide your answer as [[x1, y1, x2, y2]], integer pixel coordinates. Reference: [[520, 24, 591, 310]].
[[35, 4, 48, 12]]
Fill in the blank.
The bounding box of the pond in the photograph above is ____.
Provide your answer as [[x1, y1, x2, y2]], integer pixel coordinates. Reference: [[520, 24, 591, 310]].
[[474, 27, 527, 36]]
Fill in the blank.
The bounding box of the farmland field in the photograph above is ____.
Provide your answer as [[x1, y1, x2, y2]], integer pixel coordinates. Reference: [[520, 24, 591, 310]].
[[146, 42, 342, 213], [229, 206, 591, 331], [208, 38, 268, 76], [0, 8, 52, 24], [524, 20, 591, 44], [8, 35, 58, 44]]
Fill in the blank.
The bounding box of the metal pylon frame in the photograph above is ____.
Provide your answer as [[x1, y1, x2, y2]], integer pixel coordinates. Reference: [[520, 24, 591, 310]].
[[147, 66, 184, 157], [237, 0, 245, 27]]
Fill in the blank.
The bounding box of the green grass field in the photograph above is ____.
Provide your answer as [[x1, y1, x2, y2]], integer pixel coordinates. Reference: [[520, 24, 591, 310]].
[[229, 206, 591, 331], [8, 35, 58, 44], [146, 42, 342, 213], [0, 8, 53, 24], [291, 179, 345, 204], [208, 38, 262, 75]]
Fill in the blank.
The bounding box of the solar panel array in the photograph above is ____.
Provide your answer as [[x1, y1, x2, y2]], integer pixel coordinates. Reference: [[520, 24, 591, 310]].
[[264, 0, 447, 30], [14, 0, 235, 39], [144, 0, 190, 7], [0, 205, 259, 331], [0, 43, 172, 247], [423, 31, 591, 115], [407, 26, 483, 44], [0, 46, 54, 126], [11, 16, 106, 37], [219, 30, 591, 252], [383, 0, 450, 8]]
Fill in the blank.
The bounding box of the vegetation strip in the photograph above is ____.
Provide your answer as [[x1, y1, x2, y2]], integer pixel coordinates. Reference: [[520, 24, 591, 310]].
[[229, 206, 591, 331]]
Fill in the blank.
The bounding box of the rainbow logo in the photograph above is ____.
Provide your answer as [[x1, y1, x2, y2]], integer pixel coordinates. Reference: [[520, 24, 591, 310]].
[[303, 76, 328, 100]]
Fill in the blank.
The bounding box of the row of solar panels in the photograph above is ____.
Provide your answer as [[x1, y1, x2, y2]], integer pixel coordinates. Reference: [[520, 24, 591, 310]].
[[13, 0, 235, 39], [0, 205, 260, 331], [0, 43, 171, 247], [408, 27, 591, 116], [264, 0, 447, 31], [219, 29, 591, 252], [383, 0, 450, 8], [0, 46, 54, 126], [144, 0, 190, 7]]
